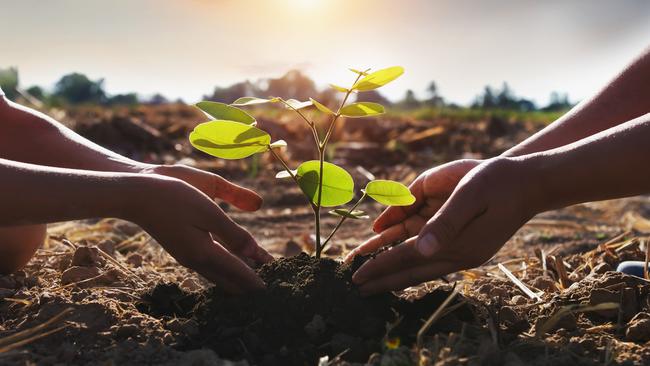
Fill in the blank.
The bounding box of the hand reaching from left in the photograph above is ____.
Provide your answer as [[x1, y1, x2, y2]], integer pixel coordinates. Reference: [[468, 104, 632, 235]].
[[144, 164, 263, 212]]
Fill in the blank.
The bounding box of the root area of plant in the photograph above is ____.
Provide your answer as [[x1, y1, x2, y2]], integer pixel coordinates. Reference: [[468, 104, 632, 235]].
[[138, 253, 471, 366]]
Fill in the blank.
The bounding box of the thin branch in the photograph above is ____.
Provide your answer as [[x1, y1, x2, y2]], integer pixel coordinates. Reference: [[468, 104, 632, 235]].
[[321, 193, 366, 251], [278, 98, 321, 146], [314, 72, 364, 257]]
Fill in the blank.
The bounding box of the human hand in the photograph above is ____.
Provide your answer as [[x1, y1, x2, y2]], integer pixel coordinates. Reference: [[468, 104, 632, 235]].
[[143, 164, 263, 212], [346, 159, 481, 260], [351, 157, 537, 295], [128, 174, 272, 293]]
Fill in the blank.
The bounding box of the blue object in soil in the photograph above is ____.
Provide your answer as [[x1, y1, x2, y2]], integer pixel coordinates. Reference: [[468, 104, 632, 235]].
[[616, 261, 650, 278]]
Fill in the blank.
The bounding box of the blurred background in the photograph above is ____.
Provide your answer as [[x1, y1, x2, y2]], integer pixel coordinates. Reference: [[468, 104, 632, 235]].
[[2, 0, 649, 107], [1, 0, 649, 173]]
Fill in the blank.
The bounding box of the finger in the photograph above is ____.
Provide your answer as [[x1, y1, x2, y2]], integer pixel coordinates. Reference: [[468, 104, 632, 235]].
[[352, 238, 429, 284], [416, 183, 486, 257], [212, 175, 263, 211], [345, 214, 427, 263], [196, 240, 266, 292], [373, 176, 425, 232], [197, 202, 270, 265], [160, 228, 264, 293], [358, 261, 459, 296]]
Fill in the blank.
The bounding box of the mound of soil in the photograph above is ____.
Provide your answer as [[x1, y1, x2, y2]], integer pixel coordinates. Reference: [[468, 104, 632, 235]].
[[139, 253, 472, 365]]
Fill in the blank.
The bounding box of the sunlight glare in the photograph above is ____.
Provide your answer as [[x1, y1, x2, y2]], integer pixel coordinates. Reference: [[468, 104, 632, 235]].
[[288, 0, 322, 11]]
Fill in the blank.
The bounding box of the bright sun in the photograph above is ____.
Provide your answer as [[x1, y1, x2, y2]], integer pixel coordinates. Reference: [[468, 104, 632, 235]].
[[288, 0, 322, 10]]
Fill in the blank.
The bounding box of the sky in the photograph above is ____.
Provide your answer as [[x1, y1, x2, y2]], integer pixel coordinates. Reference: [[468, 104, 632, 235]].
[[1, 0, 649, 105]]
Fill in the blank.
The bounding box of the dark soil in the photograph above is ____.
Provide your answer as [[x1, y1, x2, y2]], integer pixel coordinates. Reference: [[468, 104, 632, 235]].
[[139, 253, 473, 366]]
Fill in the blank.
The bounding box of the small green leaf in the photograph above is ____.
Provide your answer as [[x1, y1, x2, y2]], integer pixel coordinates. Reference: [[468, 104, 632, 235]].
[[195, 101, 256, 125], [275, 169, 296, 179], [365, 180, 416, 206], [310, 98, 335, 115], [269, 140, 287, 149], [349, 68, 369, 76], [329, 209, 369, 220], [284, 99, 313, 110], [329, 84, 349, 93], [296, 161, 354, 207], [340, 102, 385, 118], [352, 66, 404, 91], [189, 120, 270, 159], [231, 97, 279, 106]]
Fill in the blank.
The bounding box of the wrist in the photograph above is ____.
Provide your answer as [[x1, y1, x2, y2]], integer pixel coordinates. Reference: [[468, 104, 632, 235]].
[[116, 174, 167, 223], [511, 153, 560, 216]]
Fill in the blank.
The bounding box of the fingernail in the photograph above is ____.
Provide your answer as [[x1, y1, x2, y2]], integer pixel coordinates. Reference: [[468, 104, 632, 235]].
[[416, 233, 438, 256], [344, 250, 356, 263]]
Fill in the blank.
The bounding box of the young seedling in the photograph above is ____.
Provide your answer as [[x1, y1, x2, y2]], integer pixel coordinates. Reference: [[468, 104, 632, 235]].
[[189, 66, 415, 258]]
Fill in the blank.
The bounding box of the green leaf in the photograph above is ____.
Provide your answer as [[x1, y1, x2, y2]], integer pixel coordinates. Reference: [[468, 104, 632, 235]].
[[329, 84, 349, 93], [349, 68, 369, 76], [284, 99, 312, 110], [189, 120, 270, 160], [329, 209, 369, 220], [275, 169, 296, 179], [231, 97, 279, 106], [195, 101, 256, 125], [310, 98, 335, 115], [364, 180, 416, 206], [340, 102, 385, 118], [296, 161, 354, 207], [352, 66, 404, 91]]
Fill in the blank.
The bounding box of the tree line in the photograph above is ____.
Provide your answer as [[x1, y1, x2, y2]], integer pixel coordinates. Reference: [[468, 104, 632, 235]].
[[0, 67, 572, 112]]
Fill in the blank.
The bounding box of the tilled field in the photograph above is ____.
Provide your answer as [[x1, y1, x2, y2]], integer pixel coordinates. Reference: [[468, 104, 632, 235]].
[[1, 105, 650, 365]]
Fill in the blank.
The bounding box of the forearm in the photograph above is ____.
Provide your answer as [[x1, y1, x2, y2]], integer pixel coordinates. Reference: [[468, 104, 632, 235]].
[[0, 98, 150, 173], [0, 158, 147, 226], [503, 47, 650, 157], [518, 113, 650, 213]]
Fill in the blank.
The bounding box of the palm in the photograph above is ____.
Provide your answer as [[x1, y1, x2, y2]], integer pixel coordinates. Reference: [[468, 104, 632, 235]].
[[348, 159, 481, 259]]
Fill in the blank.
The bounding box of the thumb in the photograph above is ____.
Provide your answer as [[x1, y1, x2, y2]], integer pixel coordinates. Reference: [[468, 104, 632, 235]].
[[213, 175, 263, 211], [416, 184, 485, 257]]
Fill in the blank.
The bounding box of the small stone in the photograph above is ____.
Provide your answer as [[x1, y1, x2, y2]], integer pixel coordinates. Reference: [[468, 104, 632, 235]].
[[61, 266, 101, 285], [304, 314, 327, 340], [97, 240, 116, 257], [499, 306, 521, 325], [71, 246, 105, 267], [126, 253, 143, 267], [511, 295, 527, 305], [532, 276, 558, 292], [627, 312, 650, 342]]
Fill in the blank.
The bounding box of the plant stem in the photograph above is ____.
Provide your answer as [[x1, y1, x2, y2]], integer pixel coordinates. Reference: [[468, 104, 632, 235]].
[[278, 98, 321, 147], [320, 192, 367, 252], [314, 72, 365, 258]]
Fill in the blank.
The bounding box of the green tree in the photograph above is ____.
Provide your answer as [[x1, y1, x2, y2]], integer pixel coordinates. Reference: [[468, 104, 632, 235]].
[[54, 73, 106, 104], [401, 89, 420, 109], [0, 67, 19, 99]]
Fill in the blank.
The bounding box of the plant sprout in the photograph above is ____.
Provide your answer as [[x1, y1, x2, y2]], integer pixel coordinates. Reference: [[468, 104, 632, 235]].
[[189, 66, 415, 258]]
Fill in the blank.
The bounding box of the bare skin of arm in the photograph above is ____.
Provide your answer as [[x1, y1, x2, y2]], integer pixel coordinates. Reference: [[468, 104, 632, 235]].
[[352, 114, 650, 295], [0, 96, 272, 292], [348, 47, 650, 294], [0, 158, 271, 293]]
